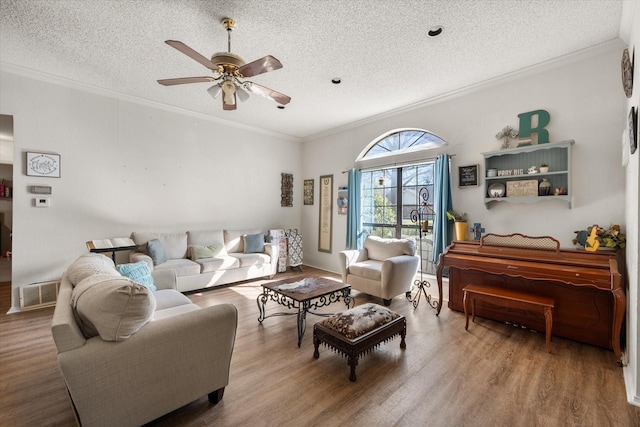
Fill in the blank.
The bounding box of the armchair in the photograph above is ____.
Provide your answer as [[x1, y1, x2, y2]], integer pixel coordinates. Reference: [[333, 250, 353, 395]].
[[339, 236, 420, 306]]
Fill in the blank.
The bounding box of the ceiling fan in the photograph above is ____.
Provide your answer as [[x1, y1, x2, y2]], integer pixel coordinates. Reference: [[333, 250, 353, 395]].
[[158, 18, 291, 111]]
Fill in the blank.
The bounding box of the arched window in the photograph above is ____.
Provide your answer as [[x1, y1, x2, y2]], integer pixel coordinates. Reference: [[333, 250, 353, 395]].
[[359, 128, 448, 275], [358, 128, 447, 161]]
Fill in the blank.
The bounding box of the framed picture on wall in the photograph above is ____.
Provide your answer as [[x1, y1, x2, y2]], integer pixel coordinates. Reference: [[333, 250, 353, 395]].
[[629, 106, 638, 155], [318, 174, 333, 253], [458, 164, 479, 187], [303, 179, 314, 205], [26, 152, 61, 178]]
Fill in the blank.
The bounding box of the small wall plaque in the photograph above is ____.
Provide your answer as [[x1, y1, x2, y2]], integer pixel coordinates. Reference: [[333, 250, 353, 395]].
[[26, 152, 60, 178], [458, 164, 478, 187]]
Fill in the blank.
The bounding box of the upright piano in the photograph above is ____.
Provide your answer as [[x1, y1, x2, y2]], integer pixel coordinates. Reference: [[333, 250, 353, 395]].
[[436, 233, 625, 365]]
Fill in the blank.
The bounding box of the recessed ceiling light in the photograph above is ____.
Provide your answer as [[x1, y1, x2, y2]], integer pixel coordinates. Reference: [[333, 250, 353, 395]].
[[428, 26, 443, 37], [277, 105, 285, 109], [331, 78, 342, 84]]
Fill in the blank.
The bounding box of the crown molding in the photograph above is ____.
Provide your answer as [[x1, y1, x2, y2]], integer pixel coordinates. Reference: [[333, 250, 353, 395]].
[[0, 62, 301, 142], [303, 39, 625, 143]]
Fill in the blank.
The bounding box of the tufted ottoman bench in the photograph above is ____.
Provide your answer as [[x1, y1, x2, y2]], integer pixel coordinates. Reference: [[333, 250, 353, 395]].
[[313, 303, 406, 381]]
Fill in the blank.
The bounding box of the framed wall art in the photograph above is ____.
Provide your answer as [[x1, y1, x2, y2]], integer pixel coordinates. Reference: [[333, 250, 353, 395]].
[[281, 173, 293, 207], [318, 174, 333, 253], [629, 106, 638, 155], [458, 164, 479, 187], [26, 152, 61, 178], [303, 179, 314, 205]]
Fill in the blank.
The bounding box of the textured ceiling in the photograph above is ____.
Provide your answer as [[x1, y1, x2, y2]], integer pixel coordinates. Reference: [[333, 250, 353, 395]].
[[0, 0, 624, 139]]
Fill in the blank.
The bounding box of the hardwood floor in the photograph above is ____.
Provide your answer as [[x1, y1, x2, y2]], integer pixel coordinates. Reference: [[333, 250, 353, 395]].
[[2, 268, 639, 427]]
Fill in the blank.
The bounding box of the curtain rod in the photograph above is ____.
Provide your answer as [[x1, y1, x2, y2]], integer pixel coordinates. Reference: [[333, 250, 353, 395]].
[[341, 154, 455, 174]]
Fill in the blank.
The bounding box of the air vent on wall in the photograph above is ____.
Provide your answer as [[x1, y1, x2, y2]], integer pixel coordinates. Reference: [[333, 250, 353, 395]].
[[19, 280, 60, 310]]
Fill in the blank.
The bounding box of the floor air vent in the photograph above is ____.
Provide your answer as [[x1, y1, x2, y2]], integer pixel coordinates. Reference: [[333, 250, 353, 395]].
[[19, 281, 60, 310]]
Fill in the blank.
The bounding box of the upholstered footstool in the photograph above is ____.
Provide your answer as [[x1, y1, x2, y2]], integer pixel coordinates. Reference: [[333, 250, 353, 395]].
[[313, 303, 406, 381]]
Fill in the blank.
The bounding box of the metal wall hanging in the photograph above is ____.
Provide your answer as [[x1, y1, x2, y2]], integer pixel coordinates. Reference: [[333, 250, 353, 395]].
[[303, 179, 314, 205], [281, 173, 293, 207]]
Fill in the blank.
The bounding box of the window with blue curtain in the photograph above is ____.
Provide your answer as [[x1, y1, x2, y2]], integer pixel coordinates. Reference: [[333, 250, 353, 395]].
[[354, 129, 449, 275]]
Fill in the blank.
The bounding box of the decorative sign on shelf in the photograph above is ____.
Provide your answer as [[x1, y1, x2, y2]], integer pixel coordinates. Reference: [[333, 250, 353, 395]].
[[458, 164, 478, 187], [506, 180, 538, 197], [497, 169, 525, 176]]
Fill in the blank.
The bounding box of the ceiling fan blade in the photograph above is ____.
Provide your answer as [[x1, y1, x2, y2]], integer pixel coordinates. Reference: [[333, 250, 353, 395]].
[[245, 82, 291, 105], [165, 40, 218, 71], [223, 95, 237, 110], [157, 76, 214, 86], [237, 55, 283, 78]]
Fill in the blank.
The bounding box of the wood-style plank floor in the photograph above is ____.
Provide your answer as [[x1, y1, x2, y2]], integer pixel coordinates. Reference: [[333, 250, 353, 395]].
[[1, 267, 639, 427]]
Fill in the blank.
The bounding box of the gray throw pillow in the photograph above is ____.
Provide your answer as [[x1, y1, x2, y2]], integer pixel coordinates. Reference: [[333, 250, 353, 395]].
[[243, 233, 265, 253], [146, 239, 168, 265]]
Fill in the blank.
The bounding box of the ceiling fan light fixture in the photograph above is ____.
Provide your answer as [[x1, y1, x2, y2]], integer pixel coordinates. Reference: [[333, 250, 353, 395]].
[[159, 17, 290, 110], [222, 80, 236, 105], [207, 84, 222, 99], [235, 85, 250, 102]]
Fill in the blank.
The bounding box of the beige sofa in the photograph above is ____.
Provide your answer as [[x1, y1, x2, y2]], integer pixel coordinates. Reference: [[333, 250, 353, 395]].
[[130, 229, 279, 293], [51, 253, 238, 427], [339, 236, 420, 305]]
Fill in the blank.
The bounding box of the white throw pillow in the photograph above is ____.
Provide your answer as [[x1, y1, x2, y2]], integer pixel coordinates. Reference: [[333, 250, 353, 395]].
[[67, 253, 119, 286]]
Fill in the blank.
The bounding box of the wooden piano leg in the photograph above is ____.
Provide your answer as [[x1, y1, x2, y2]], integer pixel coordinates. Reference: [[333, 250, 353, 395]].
[[612, 288, 626, 366], [463, 290, 470, 330], [544, 306, 553, 353]]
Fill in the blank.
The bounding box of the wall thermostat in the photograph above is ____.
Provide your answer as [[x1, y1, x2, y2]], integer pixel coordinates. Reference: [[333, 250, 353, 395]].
[[35, 197, 50, 207], [30, 185, 52, 194]]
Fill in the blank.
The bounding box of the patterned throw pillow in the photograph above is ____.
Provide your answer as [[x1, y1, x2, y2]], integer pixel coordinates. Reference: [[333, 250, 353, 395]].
[[116, 261, 156, 292]]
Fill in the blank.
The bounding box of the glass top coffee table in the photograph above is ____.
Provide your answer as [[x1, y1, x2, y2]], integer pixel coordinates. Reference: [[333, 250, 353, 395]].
[[257, 277, 354, 347]]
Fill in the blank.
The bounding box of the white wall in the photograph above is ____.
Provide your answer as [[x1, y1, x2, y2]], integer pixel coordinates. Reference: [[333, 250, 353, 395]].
[[0, 70, 302, 310], [302, 44, 627, 274], [621, 0, 640, 407]]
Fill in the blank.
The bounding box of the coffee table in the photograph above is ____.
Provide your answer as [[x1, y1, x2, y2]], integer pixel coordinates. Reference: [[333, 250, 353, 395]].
[[257, 277, 354, 347]]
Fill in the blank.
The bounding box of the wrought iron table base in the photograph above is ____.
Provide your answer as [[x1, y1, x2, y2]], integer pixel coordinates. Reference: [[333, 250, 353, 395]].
[[257, 288, 354, 347]]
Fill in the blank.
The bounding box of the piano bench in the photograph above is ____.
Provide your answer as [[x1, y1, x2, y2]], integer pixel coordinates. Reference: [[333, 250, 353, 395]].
[[462, 284, 555, 353]]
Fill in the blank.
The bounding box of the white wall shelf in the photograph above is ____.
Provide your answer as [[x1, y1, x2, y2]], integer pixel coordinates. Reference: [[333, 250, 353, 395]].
[[483, 140, 574, 208]]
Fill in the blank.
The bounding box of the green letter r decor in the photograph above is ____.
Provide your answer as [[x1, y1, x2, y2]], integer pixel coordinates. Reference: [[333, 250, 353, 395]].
[[518, 109, 551, 144]]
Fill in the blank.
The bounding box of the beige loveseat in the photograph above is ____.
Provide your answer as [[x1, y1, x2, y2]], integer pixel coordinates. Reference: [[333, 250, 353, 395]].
[[130, 229, 279, 293], [51, 253, 238, 427], [339, 236, 420, 306]]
